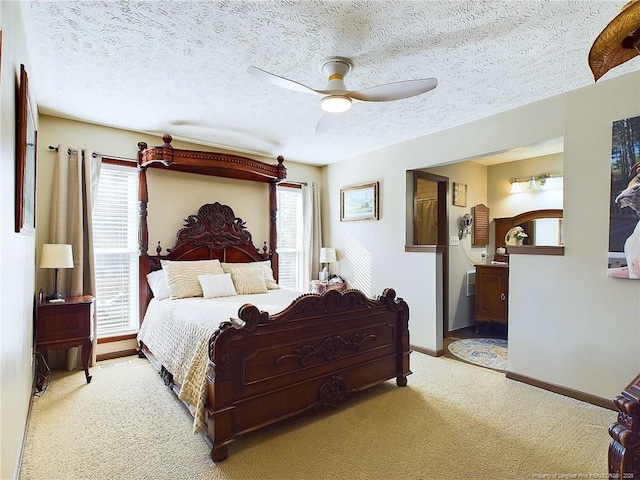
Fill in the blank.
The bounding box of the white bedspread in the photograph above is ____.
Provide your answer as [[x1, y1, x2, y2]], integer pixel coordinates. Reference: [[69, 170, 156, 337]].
[[137, 289, 302, 433]]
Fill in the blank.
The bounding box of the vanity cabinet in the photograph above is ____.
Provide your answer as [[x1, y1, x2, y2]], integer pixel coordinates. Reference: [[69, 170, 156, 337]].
[[474, 265, 508, 333]]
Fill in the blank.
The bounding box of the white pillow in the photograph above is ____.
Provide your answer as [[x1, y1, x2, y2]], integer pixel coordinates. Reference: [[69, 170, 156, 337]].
[[229, 268, 268, 295], [198, 273, 237, 299], [161, 259, 224, 299], [221, 261, 280, 290], [147, 269, 170, 300]]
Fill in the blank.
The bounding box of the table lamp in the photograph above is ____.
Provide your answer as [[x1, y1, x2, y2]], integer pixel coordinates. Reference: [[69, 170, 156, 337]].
[[319, 247, 337, 281], [39, 244, 74, 301]]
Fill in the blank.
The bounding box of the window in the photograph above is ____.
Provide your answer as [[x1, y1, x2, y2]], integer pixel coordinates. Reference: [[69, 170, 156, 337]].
[[276, 184, 303, 290], [93, 162, 139, 337]]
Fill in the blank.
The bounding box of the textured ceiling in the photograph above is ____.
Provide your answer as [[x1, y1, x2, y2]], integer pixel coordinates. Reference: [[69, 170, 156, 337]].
[[21, 1, 638, 165]]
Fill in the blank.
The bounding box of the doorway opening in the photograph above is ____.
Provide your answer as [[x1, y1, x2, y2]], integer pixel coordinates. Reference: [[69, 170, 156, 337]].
[[410, 171, 449, 336]]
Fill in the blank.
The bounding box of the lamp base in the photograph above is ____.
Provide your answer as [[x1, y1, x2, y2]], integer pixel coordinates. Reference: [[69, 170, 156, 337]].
[[47, 291, 65, 302]]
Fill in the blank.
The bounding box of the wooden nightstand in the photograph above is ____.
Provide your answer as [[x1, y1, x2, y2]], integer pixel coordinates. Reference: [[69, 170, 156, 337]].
[[36, 295, 95, 389], [309, 280, 347, 294]]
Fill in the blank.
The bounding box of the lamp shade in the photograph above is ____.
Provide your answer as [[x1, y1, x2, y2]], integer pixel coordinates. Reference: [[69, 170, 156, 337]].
[[319, 247, 337, 263], [39, 244, 74, 269], [509, 180, 522, 194]]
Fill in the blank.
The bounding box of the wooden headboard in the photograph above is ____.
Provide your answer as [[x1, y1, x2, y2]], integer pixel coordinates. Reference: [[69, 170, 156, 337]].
[[137, 134, 287, 324]]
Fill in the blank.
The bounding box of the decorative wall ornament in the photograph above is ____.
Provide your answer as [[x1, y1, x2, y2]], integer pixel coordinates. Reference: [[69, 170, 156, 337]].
[[452, 182, 467, 207]]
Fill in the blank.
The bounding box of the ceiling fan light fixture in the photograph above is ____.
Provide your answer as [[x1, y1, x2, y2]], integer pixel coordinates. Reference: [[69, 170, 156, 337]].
[[321, 95, 352, 113]]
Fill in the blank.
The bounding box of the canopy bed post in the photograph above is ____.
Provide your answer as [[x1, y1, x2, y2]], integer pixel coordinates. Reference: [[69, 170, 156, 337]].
[[269, 173, 280, 281], [137, 141, 149, 256], [137, 141, 151, 326]]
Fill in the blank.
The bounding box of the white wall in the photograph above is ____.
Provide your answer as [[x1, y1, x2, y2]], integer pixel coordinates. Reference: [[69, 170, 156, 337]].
[[0, 4, 37, 479], [325, 70, 640, 400]]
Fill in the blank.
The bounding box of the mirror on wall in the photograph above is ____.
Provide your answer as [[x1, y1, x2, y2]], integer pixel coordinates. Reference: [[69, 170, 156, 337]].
[[495, 209, 563, 248]]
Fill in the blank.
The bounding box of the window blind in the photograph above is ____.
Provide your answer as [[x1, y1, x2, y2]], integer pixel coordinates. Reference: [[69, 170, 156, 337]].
[[93, 163, 138, 337], [277, 186, 303, 290]]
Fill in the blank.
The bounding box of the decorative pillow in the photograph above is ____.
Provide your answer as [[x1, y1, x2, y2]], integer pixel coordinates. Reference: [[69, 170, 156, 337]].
[[198, 273, 237, 299], [160, 259, 224, 299], [147, 269, 170, 301], [229, 268, 268, 295], [221, 261, 280, 290]]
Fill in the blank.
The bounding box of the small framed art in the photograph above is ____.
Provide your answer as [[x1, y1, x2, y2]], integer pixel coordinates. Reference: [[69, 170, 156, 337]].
[[340, 182, 379, 222], [15, 64, 37, 234], [453, 182, 467, 207]]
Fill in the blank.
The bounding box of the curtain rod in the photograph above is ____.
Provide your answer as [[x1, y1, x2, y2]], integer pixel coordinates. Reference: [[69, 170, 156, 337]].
[[47, 145, 135, 162]]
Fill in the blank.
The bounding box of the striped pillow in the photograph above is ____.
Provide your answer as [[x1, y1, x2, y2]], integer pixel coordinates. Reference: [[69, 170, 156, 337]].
[[221, 261, 280, 289], [230, 268, 268, 295], [161, 259, 224, 299]]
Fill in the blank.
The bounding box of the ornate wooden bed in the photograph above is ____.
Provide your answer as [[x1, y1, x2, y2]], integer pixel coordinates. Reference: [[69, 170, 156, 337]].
[[609, 373, 640, 478], [136, 135, 411, 462]]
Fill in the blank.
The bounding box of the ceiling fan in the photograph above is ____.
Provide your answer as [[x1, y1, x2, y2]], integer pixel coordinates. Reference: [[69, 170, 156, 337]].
[[247, 56, 438, 133]]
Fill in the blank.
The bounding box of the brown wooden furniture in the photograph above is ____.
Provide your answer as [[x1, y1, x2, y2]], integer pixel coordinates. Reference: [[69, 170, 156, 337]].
[[36, 295, 94, 389], [609, 373, 640, 478], [136, 136, 411, 462], [308, 280, 347, 294], [474, 265, 508, 333]]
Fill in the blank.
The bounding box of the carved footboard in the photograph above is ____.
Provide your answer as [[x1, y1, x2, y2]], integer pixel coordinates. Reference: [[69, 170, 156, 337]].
[[609, 373, 640, 478], [204, 288, 410, 462]]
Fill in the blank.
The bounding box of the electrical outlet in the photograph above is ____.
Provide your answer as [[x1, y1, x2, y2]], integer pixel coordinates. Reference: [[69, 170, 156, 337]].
[[449, 235, 460, 246]]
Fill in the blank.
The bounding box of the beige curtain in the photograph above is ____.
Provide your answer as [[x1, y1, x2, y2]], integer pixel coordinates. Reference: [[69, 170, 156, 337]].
[[415, 199, 438, 245], [49, 146, 101, 368], [302, 182, 322, 288]]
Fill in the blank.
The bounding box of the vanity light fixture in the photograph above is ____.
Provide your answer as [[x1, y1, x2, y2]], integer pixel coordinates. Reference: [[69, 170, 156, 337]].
[[509, 179, 523, 194], [509, 173, 563, 193]]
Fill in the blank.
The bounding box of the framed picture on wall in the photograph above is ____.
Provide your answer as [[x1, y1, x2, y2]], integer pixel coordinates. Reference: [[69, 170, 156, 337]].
[[340, 182, 379, 221], [453, 182, 467, 207], [607, 115, 640, 280], [15, 64, 37, 234]]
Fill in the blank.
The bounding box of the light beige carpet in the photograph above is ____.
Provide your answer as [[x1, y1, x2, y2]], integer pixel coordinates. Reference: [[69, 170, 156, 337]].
[[20, 353, 615, 480]]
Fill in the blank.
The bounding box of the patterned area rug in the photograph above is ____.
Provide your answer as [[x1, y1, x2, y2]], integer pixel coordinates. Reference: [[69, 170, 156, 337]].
[[448, 338, 508, 371]]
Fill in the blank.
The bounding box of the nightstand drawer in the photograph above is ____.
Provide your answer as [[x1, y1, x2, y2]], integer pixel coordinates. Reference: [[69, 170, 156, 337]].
[[36, 297, 94, 345], [37, 308, 90, 342]]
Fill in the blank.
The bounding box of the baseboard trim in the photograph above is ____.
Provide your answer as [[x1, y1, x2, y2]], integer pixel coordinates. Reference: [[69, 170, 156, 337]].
[[96, 349, 138, 362], [506, 371, 615, 411], [17, 382, 36, 479], [411, 344, 445, 357], [448, 325, 475, 336]]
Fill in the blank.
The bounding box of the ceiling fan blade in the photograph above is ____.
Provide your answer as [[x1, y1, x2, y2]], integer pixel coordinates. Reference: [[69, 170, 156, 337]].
[[348, 78, 438, 102], [247, 66, 319, 95], [315, 109, 353, 134]]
